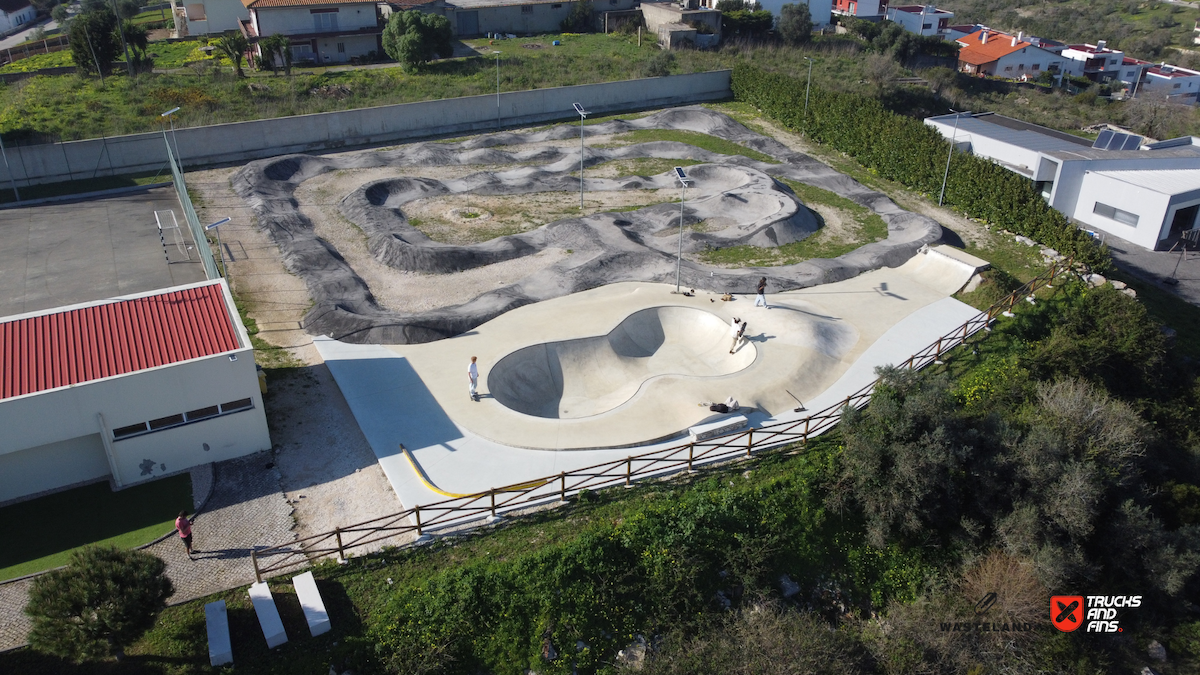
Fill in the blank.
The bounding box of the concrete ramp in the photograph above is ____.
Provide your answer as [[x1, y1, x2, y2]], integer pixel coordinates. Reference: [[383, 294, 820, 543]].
[[488, 306, 754, 419], [895, 245, 990, 295]]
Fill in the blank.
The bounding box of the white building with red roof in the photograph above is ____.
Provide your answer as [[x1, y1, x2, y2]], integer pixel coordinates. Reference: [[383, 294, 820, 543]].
[[955, 29, 1069, 80], [0, 280, 270, 504], [1138, 62, 1200, 104], [1060, 41, 1125, 82], [886, 4, 954, 38]]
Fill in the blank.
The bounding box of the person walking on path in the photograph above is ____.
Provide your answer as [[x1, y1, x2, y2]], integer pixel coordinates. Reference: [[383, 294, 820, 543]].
[[729, 317, 741, 354], [754, 277, 768, 308], [175, 510, 195, 557], [468, 356, 480, 401]]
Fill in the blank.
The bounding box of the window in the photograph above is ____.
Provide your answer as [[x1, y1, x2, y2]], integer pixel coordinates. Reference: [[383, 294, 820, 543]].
[[922, 23, 932, 29], [1032, 64, 1040, 71], [186, 405, 220, 421], [312, 10, 338, 31], [1004, 65, 1013, 72], [1094, 202, 1139, 226], [552, 3, 561, 6], [113, 422, 148, 439], [522, 4, 533, 11], [112, 397, 256, 441], [220, 398, 254, 414], [337, 42, 345, 53], [148, 413, 185, 430], [1018, 64, 1025, 70], [1175, 83, 1182, 89]]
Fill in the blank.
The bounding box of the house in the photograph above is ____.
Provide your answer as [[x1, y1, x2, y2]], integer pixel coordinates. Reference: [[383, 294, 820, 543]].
[[832, 0, 886, 21], [926, 111, 1200, 250], [641, 1, 720, 49], [241, 0, 383, 65], [955, 29, 1068, 80], [0, 280, 271, 504], [0, 0, 35, 35], [1060, 41, 1125, 82], [439, 0, 639, 37], [1138, 62, 1200, 104], [944, 23, 980, 41], [886, 5, 953, 37], [1119, 56, 1151, 94], [758, 0, 831, 28], [169, 0, 250, 36]]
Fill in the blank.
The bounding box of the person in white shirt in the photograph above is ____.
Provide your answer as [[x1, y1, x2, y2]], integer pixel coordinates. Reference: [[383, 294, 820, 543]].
[[468, 356, 479, 401], [729, 317, 741, 354]]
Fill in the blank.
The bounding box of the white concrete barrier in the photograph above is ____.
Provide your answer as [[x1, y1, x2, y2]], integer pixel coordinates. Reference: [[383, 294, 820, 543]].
[[0, 71, 732, 188], [291, 571, 331, 637], [248, 581, 288, 649], [688, 415, 748, 443], [204, 600, 233, 667]]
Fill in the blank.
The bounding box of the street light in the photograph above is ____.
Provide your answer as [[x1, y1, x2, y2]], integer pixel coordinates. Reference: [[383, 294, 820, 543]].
[[161, 107, 182, 165], [938, 109, 964, 206], [205, 217, 231, 278], [493, 50, 501, 128], [673, 166, 692, 294], [573, 102, 588, 210], [803, 57, 813, 134]]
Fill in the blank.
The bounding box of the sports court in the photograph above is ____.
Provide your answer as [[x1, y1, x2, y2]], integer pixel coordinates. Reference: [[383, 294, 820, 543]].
[[0, 187, 205, 318]]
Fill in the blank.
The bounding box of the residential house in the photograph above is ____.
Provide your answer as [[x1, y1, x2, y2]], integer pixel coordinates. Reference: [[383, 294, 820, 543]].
[[955, 29, 1067, 80], [886, 4, 953, 37], [944, 22, 980, 41], [926, 111, 1200, 250], [1139, 62, 1200, 104], [170, 0, 251, 35], [241, 0, 383, 65], [1119, 56, 1151, 94], [832, 0, 886, 21], [1060, 41, 1125, 82], [0, 0, 35, 35], [440, 0, 638, 37]]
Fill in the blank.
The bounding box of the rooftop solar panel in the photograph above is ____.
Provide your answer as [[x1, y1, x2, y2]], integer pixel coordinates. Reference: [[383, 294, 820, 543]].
[[1093, 130, 1114, 149]]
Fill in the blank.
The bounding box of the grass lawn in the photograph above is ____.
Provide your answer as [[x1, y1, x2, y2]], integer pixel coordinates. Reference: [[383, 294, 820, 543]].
[[0, 474, 193, 581]]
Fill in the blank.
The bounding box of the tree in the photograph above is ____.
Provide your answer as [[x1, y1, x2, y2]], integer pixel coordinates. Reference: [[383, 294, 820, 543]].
[[25, 545, 173, 661], [721, 8, 773, 41], [215, 32, 250, 78], [51, 3, 69, 24], [122, 20, 152, 73], [776, 3, 811, 45], [560, 0, 594, 33], [864, 52, 900, 96], [68, 7, 120, 76], [260, 33, 292, 76], [382, 10, 453, 72], [116, 0, 140, 20]]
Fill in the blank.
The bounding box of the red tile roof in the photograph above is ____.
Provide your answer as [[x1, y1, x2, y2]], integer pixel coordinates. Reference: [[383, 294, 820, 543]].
[[243, 0, 377, 8], [0, 283, 241, 401], [957, 30, 1029, 66]]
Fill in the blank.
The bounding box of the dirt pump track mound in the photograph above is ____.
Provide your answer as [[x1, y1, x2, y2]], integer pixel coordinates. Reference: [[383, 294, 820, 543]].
[[230, 107, 943, 344]]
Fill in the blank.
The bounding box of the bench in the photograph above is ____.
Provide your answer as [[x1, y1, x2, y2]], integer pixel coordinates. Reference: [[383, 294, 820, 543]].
[[248, 581, 289, 649], [688, 414, 748, 443], [204, 600, 233, 667], [292, 571, 331, 637]]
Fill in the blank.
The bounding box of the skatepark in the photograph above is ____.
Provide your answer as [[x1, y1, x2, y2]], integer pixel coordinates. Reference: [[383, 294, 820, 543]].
[[222, 106, 989, 507]]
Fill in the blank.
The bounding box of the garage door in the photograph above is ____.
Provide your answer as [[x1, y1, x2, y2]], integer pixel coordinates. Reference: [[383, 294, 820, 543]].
[[457, 11, 479, 36]]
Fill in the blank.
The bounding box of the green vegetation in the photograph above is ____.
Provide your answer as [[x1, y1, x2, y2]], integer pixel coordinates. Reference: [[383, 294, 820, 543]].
[[605, 129, 775, 162], [574, 157, 701, 179], [699, 177, 888, 266], [231, 288, 302, 371], [382, 10, 454, 73], [0, 50, 73, 73], [0, 475, 192, 581]]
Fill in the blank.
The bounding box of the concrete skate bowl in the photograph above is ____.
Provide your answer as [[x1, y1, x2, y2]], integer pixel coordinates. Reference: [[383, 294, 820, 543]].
[[488, 306, 755, 419]]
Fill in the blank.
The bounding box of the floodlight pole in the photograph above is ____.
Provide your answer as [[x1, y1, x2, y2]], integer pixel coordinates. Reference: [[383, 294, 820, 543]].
[[938, 109, 962, 207], [205, 217, 231, 278], [161, 107, 182, 166], [574, 103, 588, 210], [674, 167, 691, 294], [803, 57, 813, 134], [493, 50, 501, 128]]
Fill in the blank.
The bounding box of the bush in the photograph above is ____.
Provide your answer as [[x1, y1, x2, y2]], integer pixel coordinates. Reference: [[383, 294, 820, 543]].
[[382, 10, 453, 72], [776, 3, 812, 46], [560, 0, 594, 33], [25, 545, 173, 661], [731, 64, 1107, 267]]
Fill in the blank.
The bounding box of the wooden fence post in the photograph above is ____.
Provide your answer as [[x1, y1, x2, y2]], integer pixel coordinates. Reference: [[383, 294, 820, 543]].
[[490, 490, 497, 518], [560, 472, 566, 502], [625, 457, 632, 487], [251, 549, 262, 583], [687, 443, 694, 471], [414, 506, 423, 536], [746, 429, 753, 457], [335, 527, 344, 560]]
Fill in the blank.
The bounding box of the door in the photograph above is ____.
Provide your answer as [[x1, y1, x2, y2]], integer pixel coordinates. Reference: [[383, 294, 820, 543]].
[[1170, 204, 1200, 239], [457, 10, 479, 36]]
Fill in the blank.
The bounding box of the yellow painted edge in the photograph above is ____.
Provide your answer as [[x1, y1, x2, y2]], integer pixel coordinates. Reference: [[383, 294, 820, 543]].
[[400, 445, 550, 498]]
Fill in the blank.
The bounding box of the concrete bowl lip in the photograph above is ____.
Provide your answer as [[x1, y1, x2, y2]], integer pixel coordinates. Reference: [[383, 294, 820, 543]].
[[487, 304, 759, 422]]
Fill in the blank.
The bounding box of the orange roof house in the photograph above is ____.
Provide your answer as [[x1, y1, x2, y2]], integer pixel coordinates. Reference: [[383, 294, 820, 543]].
[[955, 29, 1067, 79]]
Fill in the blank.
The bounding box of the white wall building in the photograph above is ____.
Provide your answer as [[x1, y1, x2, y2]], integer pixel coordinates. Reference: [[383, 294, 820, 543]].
[[0, 0, 35, 35], [244, 0, 382, 64], [0, 280, 271, 505], [758, 0, 830, 28], [926, 111, 1200, 250], [1139, 63, 1200, 104], [1060, 42, 1125, 82], [956, 29, 1069, 80], [171, 0, 250, 35], [886, 5, 954, 37]]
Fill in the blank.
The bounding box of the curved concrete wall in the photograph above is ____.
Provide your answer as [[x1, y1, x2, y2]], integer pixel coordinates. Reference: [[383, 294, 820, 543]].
[[0, 70, 732, 189]]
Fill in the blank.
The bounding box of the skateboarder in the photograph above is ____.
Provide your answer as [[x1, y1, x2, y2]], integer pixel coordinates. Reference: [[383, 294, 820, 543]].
[[468, 356, 479, 401], [729, 317, 741, 354]]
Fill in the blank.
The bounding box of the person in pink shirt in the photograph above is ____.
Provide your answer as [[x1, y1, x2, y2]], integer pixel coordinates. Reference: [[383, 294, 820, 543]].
[[175, 510, 195, 557]]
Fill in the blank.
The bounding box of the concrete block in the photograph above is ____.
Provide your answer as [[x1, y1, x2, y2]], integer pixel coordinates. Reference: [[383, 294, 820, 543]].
[[204, 600, 233, 667], [291, 571, 331, 637], [248, 581, 288, 649], [689, 414, 747, 442]]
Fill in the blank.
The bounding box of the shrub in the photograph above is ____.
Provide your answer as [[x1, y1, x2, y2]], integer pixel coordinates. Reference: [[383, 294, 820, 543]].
[[25, 545, 173, 661]]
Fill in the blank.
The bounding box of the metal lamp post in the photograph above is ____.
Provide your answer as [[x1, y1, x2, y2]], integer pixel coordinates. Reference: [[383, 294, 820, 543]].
[[161, 107, 182, 164], [493, 50, 501, 128], [938, 109, 963, 206], [803, 57, 813, 134], [573, 102, 588, 210], [205, 217, 231, 278], [673, 166, 692, 294]]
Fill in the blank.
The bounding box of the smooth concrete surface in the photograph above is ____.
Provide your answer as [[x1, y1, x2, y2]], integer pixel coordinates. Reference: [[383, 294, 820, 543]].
[[292, 571, 331, 638], [488, 306, 757, 419], [205, 600, 233, 667], [0, 72, 732, 188], [248, 581, 288, 649], [316, 246, 985, 508], [0, 187, 205, 317]]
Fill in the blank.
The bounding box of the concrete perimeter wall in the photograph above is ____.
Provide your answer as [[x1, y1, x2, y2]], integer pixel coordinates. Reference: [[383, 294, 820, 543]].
[[1, 70, 733, 188]]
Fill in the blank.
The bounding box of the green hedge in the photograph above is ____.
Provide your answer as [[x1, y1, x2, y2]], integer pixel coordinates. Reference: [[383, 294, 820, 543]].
[[731, 64, 1108, 268]]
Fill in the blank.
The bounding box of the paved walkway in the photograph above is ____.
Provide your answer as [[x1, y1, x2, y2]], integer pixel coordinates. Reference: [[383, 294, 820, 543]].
[[1103, 231, 1200, 309], [0, 453, 296, 652]]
